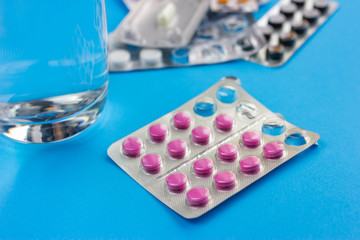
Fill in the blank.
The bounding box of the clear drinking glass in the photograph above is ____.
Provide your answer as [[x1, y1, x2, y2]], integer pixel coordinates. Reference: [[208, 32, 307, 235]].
[[0, 0, 109, 143]]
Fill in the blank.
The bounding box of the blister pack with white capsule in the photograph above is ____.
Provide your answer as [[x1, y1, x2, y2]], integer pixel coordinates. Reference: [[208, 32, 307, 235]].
[[247, 0, 338, 67], [108, 13, 266, 72], [210, 0, 259, 13], [107, 76, 320, 219], [122, 0, 271, 10], [115, 0, 209, 48]]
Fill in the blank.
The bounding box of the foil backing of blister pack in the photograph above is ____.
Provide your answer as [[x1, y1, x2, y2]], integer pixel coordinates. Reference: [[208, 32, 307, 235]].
[[115, 0, 209, 48], [210, 0, 259, 13], [108, 13, 266, 72], [247, 0, 338, 67], [107, 76, 320, 219]]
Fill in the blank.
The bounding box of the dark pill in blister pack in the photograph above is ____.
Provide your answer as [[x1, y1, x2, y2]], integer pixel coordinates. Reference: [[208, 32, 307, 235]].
[[268, 14, 286, 29], [314, 0, 329, 13], [258, 25, 274, 40], [266, 45, 285, 60], [280, 3, 298, 18], [238, 37, 255, 51], [291, 0, 306, 7], [303, 8, 321, 24], [279, 31, 297, 47], [291, 19, 310, 35]]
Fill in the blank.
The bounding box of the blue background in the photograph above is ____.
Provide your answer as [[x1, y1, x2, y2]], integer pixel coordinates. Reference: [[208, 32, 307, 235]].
[[1, 0, 359, 239]]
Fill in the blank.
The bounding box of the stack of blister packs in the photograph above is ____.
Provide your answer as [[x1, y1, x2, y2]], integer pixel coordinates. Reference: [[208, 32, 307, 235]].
[[109, 0, 338, 71]]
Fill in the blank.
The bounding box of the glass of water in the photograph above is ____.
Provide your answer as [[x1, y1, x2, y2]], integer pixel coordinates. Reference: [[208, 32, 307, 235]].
[[0, 0, 109, 143]]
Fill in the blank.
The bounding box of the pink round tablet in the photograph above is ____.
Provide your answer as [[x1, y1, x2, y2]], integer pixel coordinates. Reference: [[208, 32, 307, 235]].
[[193, 158, 213, 177], [149, 124, 167, 143], [166, 173, 187, 193], [167, 140, 187, 159], [214, 171, 236, 190], [242, 131, 262, 148], [215, 114, 234, 132], [122, 137, 142, 157], [141, 154, 162, 174], [191, 126, 211, 145], [218, 144, 238, 162], [240, 156, 261, 174], [186, 187, 209, 207], [173, 112, 192, 130], [263, 142, 285, 159]]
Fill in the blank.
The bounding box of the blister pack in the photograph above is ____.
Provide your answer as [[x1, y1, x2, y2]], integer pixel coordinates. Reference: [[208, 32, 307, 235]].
[[123, 0, 139, 10], [108, 13, 266, 72], [115, 0, 209, 48], [123, 0, 271, 10], [107, 76, 320, 219], [247, 0, 338, 67], [210, 0, 259, 13]]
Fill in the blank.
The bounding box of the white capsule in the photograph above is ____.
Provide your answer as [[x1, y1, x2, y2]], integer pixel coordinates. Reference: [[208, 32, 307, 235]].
[[108, 49, 131, 69], [140, 49, 163, 66], [157, 2, 177, 28]]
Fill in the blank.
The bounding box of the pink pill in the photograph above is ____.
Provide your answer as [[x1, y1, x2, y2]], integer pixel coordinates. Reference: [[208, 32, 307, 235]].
[[214, 171, 236, 190], [186, 187, 209, 207], [167, 139, 187, 159], [141, 154, 162, 174], [215, 114, 234, 132], [173, 112, 192, 130], [242, 131, 262, 148], [122, 137, 142, 157], [193, 158, 213, 177], [191, 126, 211, 145], [149, 124, 167, 143], [240, 156, 261, 174], [166, 173, 187, 193], [263, 142, 284, 159], [217, 144, 238, 162]]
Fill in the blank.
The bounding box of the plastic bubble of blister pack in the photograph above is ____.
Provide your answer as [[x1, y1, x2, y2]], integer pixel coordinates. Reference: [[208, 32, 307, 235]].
[[107, 76, 320, 219], [115, 0, 210, 48], [247, 0, 339, 67], [210, 0, 259, 13], [108, 13, 266, 72]]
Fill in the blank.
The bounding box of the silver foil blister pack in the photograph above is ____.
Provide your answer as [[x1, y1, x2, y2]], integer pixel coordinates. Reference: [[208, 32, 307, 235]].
[[248, 0, 338, 67], [115, 0, 209, 48], [123, 0, 271, 10], [107, 76, 320, 219], [210, 0, 259, 13], [108, 13, 266, 72]]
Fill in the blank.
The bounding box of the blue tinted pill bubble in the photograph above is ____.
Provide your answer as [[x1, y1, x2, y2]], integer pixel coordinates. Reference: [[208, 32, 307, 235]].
[[285, 133, 307, 146], [202, 44, 225, 61], [262, 118, 286, 136], [193, 98, 217, 117], [171, 48, 189, 65], [216, 86, 238, 103], [222, 16, 247, 33], [197, 25, 217, 40]]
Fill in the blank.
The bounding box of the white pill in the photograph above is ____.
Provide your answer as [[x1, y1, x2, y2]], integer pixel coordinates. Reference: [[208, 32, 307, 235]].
[[109, 49, 131, 68], [140, 49, 162, 66], [157, 2, 177, 27]]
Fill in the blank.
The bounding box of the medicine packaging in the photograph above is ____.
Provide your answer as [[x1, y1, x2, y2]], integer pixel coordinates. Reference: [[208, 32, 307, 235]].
[[108, 76, 320, 218]]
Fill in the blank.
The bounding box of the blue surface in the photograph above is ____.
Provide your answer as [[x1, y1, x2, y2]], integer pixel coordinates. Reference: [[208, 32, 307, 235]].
[[1, 0, 360, 239]]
